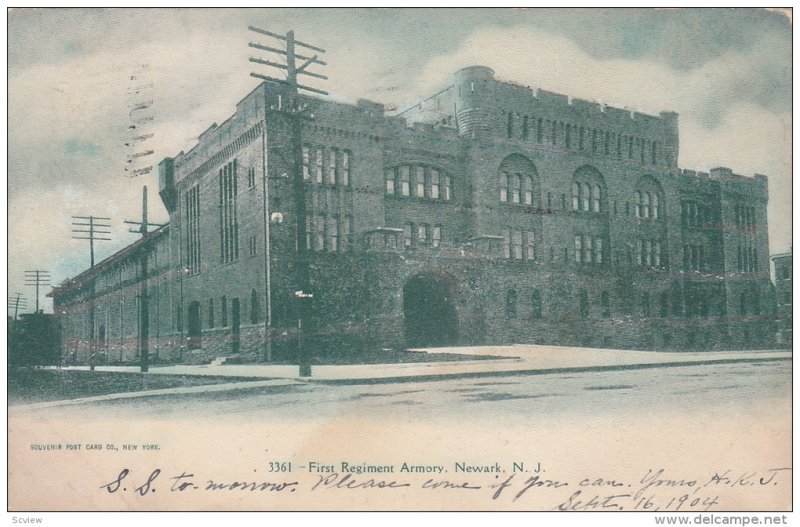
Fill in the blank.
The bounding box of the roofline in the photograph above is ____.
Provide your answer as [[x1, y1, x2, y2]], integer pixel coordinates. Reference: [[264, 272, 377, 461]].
[[50, 224, 170, 295]]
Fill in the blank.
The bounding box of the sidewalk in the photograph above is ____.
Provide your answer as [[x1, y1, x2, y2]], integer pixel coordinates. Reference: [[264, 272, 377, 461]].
[[51, 344, 791, 384]]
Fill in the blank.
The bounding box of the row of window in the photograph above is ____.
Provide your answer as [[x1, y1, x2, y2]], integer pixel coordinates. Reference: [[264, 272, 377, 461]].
[[385, 165, 453, 201], [634, 190, 661, 219], [403, 223, 443, 248], [681, 201, 716, 229], [185, 185, 201, 274], [500, 173, 535, 205], [302, 145, 352, 187], [571, 181, 603, 212], [635, 239, 664, 269], [573, 234, 605, 265], [734, 204, 756, 228], [305, 215, 354, 253], [682, 244, 707, 272], [736, 243, 759, 273], [503, 111, 664, 166], [503, 288, 724, 320], [503, 228, 536, 260], [219, 160, 239, 264]]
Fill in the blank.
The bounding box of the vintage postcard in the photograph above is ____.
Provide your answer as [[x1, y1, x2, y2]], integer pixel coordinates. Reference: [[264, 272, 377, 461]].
[[6, 7, 793, 517]]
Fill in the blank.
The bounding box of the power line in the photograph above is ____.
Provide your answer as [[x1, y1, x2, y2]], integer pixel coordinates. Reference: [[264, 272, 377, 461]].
[[71, 215, 111, 268], [24, 270, 50, 313], [8, 293, 26, 319]]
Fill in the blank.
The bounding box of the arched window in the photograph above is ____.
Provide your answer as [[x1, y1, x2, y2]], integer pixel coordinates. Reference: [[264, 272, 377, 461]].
[[635, 191, 643, 217], [573, 166, 605, 213], [499, 155, 538, 207], [524, 176, 533, 205], [511, 174, 522, 204], [572, 182, 580, 211], [634, 176, 665, 221], [500, 172, 509, 202]]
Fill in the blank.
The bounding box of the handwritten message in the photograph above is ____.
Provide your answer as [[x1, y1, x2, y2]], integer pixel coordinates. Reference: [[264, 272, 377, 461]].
[[98, 465, 791, 511]]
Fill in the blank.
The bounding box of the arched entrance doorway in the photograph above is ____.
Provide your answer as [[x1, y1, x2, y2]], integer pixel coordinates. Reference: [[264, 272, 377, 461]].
[[403, 272, 458, 347]]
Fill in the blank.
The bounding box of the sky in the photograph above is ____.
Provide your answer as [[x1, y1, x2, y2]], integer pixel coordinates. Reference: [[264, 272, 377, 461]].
[[7, 8, 792, 313]]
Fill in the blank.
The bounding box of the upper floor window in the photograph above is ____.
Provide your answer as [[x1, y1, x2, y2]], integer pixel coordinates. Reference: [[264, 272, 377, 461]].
[[328, 149, 338, 185], [499, 154, 538, 207], [341, 150, 351, 187], [636, 239, 664, 269], [302, 145, 311, 180], [502, 228, 536, 261], [314, 147, 324, 183], [574, 234, 606, 265], [572, 166, 605, 213], [635, 176, 664, 220], [385, 164, 452, 201]]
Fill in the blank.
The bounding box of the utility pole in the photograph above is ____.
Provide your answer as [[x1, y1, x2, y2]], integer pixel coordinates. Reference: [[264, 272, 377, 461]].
[[72, 215, 111, 268], [124, 186, 166, 373], [248, 26, 327, 376], [24, 270, 50, 314], [71, 215, 110, 370], [8, 293, 26, 320]]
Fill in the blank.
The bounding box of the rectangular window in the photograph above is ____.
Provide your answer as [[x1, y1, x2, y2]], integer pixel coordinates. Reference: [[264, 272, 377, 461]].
[[444, 176, 453, 201], [385, 169, 396, 195], [400, 166, 411, 196], [315, 215, 325, 252], [403, 223, 413, 248], [574, 235, 582, 263], [532, 290, 542, 318], [430, 169, 440, 199], [328, 217, 339, 251], [415, 166, 426, 197], [185, 185, 201, 274], [341, 216, 353, 251], [636, 239, 643, 266], [512, 229, 523, 260], [328, 149, 337, 185], [582, 234, 591, 264], [432, 225, 442, 248], [503, 230, 511, 259], [525, 230, 535, 261], [305, 216, 313, 250], [593, 237, 603, 264], [417, 223, 428, 244], [341, 150, 351, 186], [302, 145, 311, 180], [219, 162, 239, 264], [500, 173, 508, 203], [314, 147, 324, 183]]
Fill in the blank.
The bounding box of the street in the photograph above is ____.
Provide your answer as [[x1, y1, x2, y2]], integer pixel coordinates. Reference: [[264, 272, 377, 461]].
[[17, 358, 790, 424]]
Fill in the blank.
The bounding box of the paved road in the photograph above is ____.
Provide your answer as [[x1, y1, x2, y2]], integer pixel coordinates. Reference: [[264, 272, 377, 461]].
[[22, 358, 790, 424]]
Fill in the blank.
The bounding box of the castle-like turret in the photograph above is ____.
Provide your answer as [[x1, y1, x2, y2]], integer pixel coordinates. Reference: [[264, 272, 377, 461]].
[[453, 66, 501, 139]]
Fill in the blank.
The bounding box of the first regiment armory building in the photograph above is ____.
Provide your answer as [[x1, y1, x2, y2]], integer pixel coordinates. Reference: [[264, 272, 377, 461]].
[[52, 65, 776, 364]]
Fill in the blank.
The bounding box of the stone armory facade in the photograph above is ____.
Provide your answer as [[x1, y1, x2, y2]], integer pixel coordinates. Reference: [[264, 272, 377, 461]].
[[52, 66, 776, 364]]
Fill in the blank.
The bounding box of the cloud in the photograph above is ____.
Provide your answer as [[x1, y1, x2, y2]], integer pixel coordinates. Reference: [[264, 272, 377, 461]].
[[7, 9, 791, 313]]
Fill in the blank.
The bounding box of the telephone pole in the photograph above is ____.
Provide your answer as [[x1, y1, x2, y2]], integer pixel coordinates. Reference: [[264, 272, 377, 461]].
[[248, 25, 327, 376], [8, 293, 27, 320], [71, 215, 111, 268], [24, 270, 50, 313], [124, 185, 166, 373]]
